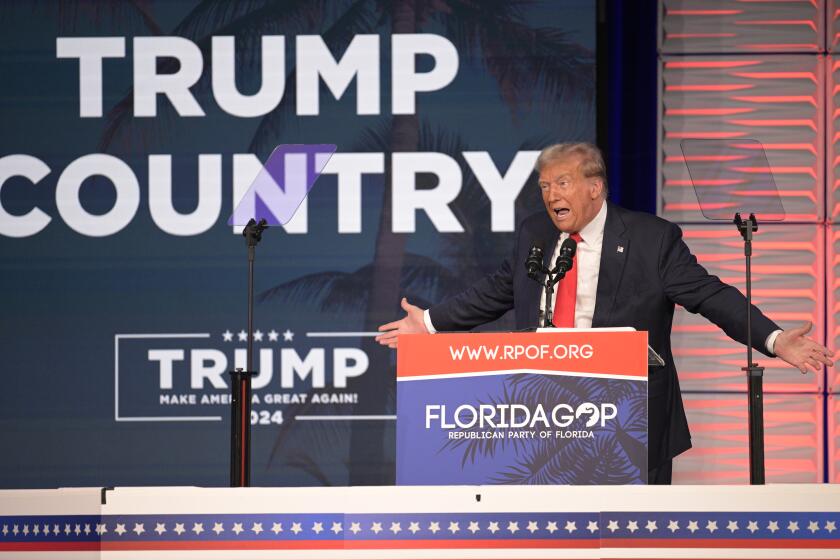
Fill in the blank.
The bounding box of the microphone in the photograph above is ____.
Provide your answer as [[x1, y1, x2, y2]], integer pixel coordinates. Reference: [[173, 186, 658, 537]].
[[525, 245, 545, 281], [554, 236, 578, 276]]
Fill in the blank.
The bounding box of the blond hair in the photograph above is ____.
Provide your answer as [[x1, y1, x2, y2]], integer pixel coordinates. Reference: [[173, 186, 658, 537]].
[[535, 142, 608, 196]]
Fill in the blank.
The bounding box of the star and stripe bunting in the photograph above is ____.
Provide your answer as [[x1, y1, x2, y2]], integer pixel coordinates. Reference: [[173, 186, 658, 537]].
[[2, 511, 839, 554]]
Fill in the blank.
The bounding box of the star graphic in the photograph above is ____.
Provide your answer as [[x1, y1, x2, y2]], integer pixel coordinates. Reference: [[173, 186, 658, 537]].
[[607, 520, 619, 532], [565, 520, 577, 533], [212, 522, 223, 535], [808, 521, 820, 533], [687, 521, 699, 533], [727, 520, 739, 533], [33, 525, 39, 535], [75, 525, 82, 535], [291, 522, 302, 535], [272, 522, 283, 534], [50, 524, 58, 535], [409, 522, 421, 534], [787, 521, 799, 534], [331, 522, 342, 534], [487, 521, 500, 534], [747, 521, 759, 533], [312, 522, 323, 535], [768, 521, 779, 533], [22, 525, 29, 536], [627, 520, 638, 533], [133, 523, 145, 536], [706, 520, 717, 533], [468, 521, 480, 534], [238, 330, 247, 341], [283, 329, 294, 342], [546, 521, 559, 533], [252, 522, 263, 535], [254, 330, 264, 342], [371, 522, 383, 534], [268, 329, 279, 342], [587, 520, 598, 533], [114, 524, 126, 536], [174, 523, 186, 535], [222, 330, 233, 342], [83, 524, 91, 535], [645, 520, 657, 533], [507, 521, 519, 534], [155, 523, 166, 535], [448, 521, 460, 534], [192, 523, 204, 535], [1, 525, 7, 536], [826, 521, 836, 533], [429, 522, 440, 534], [95, 524, 106, 536], [350, 522, 361, 534], [64, 523, 71, 535], [527, 521, 539, 533], [390, 522, 402, 534], [12, 525, 18, 536], [668, 520, 679, 532], [232, 523, 244, 535]]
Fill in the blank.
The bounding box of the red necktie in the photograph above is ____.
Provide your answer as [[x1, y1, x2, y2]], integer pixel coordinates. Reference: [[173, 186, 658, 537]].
[[552, 232, 581, 328]]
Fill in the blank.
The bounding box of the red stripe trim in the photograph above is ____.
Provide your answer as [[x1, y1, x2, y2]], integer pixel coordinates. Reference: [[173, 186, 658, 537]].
[[0, 542, 99, 551], [604, 538, 840, 549]]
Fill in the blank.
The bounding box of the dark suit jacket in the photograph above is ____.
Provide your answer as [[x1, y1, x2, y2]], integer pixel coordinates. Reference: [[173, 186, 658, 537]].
[[429, 202, 780, 468]]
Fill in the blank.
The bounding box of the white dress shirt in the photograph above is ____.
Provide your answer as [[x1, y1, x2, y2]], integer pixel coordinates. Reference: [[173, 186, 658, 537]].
[[423, 200, 782, 354], [540, 200, 607, 328]]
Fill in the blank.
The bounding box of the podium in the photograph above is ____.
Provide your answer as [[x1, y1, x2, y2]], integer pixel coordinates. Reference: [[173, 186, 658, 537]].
[[396, 330, 650, 485]]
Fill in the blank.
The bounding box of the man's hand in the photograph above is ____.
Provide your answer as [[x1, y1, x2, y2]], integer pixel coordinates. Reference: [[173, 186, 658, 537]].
[[375, 297, 428, 349], [773, 321, 834, 374]]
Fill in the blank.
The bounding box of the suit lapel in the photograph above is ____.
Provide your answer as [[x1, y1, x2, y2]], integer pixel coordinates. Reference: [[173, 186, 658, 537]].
[[592, 202, 629, 327]]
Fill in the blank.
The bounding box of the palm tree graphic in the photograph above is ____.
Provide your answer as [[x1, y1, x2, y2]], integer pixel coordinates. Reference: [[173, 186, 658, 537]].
[[99, 0, 594, 485], [439, 374, 647, 485]]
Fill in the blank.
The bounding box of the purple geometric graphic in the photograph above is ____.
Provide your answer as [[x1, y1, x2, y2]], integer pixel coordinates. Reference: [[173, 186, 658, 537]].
[[228, 144, 337, 226]]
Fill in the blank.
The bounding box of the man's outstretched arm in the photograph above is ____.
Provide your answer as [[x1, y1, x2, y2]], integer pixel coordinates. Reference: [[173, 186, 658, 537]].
[[774, 321, 834, 374], [660, 221, 833, 373], [375, 297, 428, 349], [376, 254, 517, 348]]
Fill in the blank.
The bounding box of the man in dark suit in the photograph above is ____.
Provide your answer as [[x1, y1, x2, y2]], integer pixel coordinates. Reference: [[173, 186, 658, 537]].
[[376, 142, 833, 484]]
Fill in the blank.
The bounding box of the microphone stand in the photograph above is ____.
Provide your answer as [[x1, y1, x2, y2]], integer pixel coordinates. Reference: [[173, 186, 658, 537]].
[[229, 217, 267, 487], [734, 212, 765, 485], [539, 264, 572, 328], [541, 270, 557, 328]]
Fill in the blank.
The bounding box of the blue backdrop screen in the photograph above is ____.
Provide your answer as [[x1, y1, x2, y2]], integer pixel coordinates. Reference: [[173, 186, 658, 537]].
[[0, 1, 595, 488]]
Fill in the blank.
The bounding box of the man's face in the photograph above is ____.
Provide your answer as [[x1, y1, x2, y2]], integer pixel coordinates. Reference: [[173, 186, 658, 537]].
[[538, 155, 605, 233]]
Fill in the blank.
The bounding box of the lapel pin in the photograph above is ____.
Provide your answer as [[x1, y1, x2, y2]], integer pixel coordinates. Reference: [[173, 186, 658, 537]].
[[616, 245, 624, 253]]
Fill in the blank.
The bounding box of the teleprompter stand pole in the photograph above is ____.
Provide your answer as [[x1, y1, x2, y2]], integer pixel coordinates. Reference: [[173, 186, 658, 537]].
[[734, 212, 765, 485], [229, 218, 267, 487]]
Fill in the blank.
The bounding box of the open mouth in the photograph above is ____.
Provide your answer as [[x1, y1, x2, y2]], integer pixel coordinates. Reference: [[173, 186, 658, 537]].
[[553, 208, 570, 219]]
